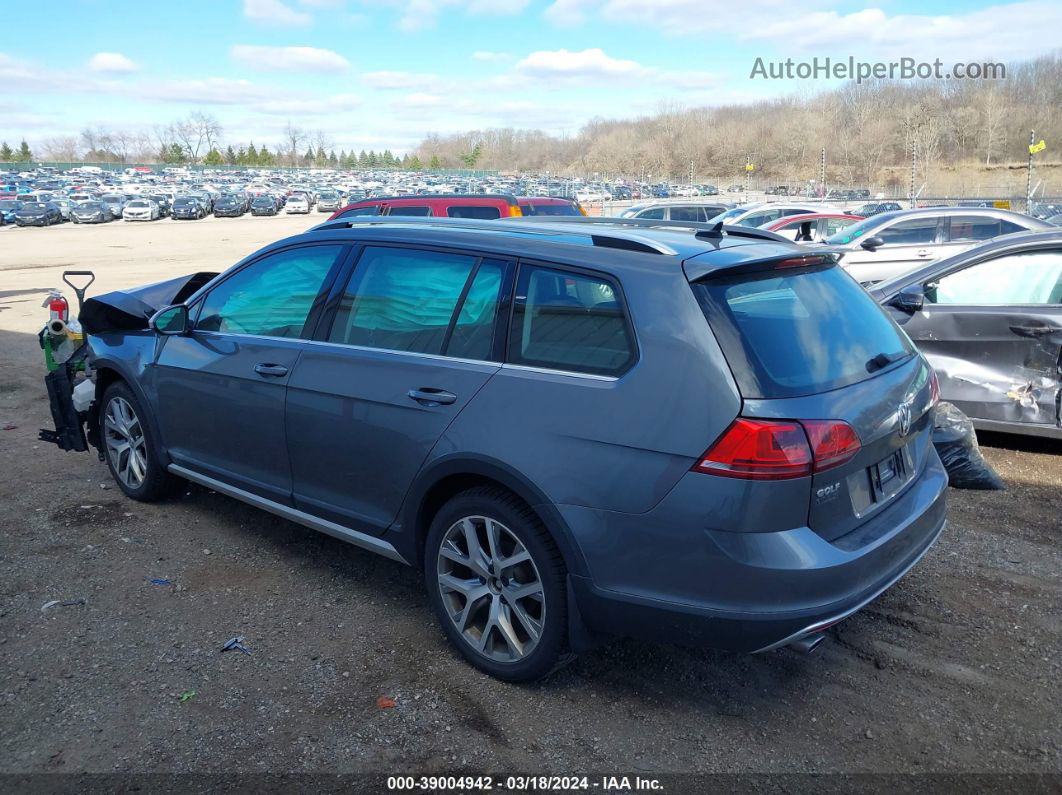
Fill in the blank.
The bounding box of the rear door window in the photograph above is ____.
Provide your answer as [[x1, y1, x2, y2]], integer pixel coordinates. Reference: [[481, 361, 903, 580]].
[[508, 265, 635, 376], [327, 246, 505, 358], [694, 264, 914, 398], [947, 216, 1025, 242], [447, 205, 502, 220], [669, 206, 705, 222]]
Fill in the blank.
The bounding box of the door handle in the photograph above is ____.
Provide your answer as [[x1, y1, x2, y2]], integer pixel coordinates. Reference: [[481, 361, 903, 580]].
[[254, 363, 289, 377], [916, 249, 930, 257], [407, 388, 457, 407], [1009, 325, 1058, 338]]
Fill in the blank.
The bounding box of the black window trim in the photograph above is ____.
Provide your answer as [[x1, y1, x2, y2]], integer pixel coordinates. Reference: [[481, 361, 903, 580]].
[[504, 258, 639, 379]]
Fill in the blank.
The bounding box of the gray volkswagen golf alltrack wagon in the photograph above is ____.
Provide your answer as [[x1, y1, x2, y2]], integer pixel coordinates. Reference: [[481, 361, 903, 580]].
[[44, 216, 947, 681]]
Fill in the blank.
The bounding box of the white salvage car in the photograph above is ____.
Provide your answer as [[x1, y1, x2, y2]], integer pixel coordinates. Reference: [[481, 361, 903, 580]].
[[285, 196, 311, 214], [122, 199, 160, 222]]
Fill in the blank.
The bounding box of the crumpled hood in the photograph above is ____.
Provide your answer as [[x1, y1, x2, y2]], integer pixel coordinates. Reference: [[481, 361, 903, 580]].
[[80, 272, 217, 333]]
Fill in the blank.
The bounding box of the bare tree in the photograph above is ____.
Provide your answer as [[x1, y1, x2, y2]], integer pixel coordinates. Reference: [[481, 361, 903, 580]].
[[283, 121, 307, 168]]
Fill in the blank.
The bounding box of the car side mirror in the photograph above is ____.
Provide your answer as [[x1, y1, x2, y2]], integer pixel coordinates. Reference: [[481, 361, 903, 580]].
[[150, 304, 189, 335], [891, 285, 925, 314], [861, 235, 884, 251]]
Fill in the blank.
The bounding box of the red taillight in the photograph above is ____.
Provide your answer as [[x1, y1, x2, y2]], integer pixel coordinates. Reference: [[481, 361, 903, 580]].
[[693, 419, 813, 480], [802, 420, 861, 471], [693, 418, 861, 479], [929, 368, 940, 406]]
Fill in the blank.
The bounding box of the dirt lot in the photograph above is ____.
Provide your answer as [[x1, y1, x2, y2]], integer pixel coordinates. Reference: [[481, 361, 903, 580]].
[[0, 217, 1060, 786]]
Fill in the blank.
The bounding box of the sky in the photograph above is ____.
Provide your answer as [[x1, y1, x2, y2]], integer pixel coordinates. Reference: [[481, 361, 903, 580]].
[[2, 0, 1060, 155]]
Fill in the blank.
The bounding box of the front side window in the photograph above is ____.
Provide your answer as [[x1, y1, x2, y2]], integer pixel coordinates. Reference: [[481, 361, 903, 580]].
[[509, 265, 635, 376], [328, 246, 503, 358], [928, 250, 1062, 305], [197, 245, 342, 338], [877, 217, 938, 245], [635, 208, 665, 220], [387, 205, 432, 216]]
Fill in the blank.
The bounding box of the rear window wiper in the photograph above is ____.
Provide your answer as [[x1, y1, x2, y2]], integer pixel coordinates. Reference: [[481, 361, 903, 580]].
[[865, 351, 910, 373]]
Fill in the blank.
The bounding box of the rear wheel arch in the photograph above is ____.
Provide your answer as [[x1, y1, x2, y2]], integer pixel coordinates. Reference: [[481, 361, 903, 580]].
[[400, 456, 589, 578]]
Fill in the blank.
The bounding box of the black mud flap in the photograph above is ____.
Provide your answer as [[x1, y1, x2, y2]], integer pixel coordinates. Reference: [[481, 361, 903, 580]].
[[39, 346, 90, 453]]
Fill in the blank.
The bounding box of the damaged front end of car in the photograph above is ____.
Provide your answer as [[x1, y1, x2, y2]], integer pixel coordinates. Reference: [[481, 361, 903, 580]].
[[38, 270, 218, 456]]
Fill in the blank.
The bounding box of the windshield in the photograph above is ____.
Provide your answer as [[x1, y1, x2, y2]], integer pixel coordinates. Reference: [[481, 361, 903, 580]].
[[694, 264, 914, 399], [128, 201, 148, 207], [174, 198, 196, 205], [825, 215, 888, 244], [21, 203, 47, 210], [0, 200, 21, 209], [79, 202, 104, 210]]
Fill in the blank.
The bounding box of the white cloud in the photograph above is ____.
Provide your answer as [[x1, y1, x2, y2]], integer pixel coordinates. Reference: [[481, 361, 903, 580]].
[[243, 0, 312, 26], [298, 0, 345, 7], [515, 48, 648, 83], [360, 70, 441, 89], [376, 0, 529, 32], [543, 0, 593, 26], [88, 52, 140, 74], [230, 45, 351, 72], [556, 0, 1062, 62], [145, 77, 277, 106], [472, 51, 512, 62], [254, 93, 363, 114]]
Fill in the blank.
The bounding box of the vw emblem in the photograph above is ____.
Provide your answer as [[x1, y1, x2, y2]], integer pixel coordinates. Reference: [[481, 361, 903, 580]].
[[897, 400, 913, 436]]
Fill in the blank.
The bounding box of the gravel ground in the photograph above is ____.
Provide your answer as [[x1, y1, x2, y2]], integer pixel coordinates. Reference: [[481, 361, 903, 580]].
[[0, 216, 1060, 786]]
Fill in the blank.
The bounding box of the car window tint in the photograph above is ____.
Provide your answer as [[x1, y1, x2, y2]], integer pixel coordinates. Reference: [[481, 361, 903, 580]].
[[670, 206, 704, 222], [446, 260, 506, 360], [341, 206, 379, 217], [447, 205, 502, 220], [947, 216, 1005, 242], [877, 217, 938, 245], [387, 205, 431, 216], [328, 246, 479, 355], [824, 219, 854, 235], [197, 245, 341, 338], [636, 208, 665, 220], [928, 250, 1062, 305], [741, 210, 781, 227], [509, 265, 634, 376]]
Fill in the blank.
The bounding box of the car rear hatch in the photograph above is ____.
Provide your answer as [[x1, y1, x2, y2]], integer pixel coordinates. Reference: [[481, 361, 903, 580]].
[[686, 252, 937, 542]]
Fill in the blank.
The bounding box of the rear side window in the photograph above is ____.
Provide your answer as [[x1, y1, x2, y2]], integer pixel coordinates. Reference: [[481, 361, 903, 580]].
[[670, 206, 704, 222], [509, 265, 634, 376], [328, 246, 504, 358], [447, 205, 502, 220], [340, 205, 379, 217], [947, 216, 1025, 242], [694, 265, 914, 398]]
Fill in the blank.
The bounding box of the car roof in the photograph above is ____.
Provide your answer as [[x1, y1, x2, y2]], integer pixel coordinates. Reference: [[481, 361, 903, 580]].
[[858, 206, 1048, 225], [297, 216, 809, 280]]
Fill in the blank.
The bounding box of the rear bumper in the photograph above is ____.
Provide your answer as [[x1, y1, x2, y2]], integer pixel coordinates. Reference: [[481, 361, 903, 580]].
[[565, 446, 948, 653]]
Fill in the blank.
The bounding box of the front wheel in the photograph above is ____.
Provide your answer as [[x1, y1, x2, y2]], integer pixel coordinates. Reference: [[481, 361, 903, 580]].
[[424, 488, 572, 682], [100, 382, 178, 501]]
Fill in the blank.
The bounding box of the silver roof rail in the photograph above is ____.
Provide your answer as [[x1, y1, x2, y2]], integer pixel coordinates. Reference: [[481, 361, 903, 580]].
[[309, 215, 681, 255]]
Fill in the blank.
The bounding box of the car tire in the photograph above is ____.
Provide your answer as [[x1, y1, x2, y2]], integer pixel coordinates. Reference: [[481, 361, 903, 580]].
[[424, 487, 573, 682], [99, 381, 178, 502]]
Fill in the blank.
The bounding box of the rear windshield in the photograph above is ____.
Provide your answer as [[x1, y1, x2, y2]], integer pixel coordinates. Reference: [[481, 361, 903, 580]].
[[693, 264, 914, 398]]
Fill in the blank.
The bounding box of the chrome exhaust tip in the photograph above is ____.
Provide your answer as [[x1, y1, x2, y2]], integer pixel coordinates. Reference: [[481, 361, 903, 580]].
[[788, 632, 826, 654]]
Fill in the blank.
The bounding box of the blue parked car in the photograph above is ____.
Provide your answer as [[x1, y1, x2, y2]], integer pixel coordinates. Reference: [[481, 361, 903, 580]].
[[42, 216, 947, 681]]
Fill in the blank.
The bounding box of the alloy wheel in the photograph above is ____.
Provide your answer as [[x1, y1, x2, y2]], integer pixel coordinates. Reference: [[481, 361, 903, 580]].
[[104, 396, 148, 490], [437, 516, 546, 663]]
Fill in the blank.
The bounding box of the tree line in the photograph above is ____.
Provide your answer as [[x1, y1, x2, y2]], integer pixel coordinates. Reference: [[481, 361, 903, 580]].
[[411, 53, 1062, 187]]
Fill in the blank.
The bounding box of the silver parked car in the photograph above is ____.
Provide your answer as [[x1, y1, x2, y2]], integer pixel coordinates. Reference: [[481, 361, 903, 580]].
[[619, 201, 733, 223], [823, 207, 1052, 284]]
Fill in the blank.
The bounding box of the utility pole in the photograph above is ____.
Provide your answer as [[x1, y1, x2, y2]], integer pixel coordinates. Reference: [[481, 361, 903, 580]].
[[909, 139, 917, 209], [820, 148, 826, 199], [744, 154, 751, 204], [1027, 129, 1035, 212], [689, 159, 694, 190]]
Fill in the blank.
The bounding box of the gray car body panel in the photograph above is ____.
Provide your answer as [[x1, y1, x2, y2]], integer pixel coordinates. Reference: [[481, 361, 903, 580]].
[[872, 230, 1062, 438], [73, 219, 950, 653]]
